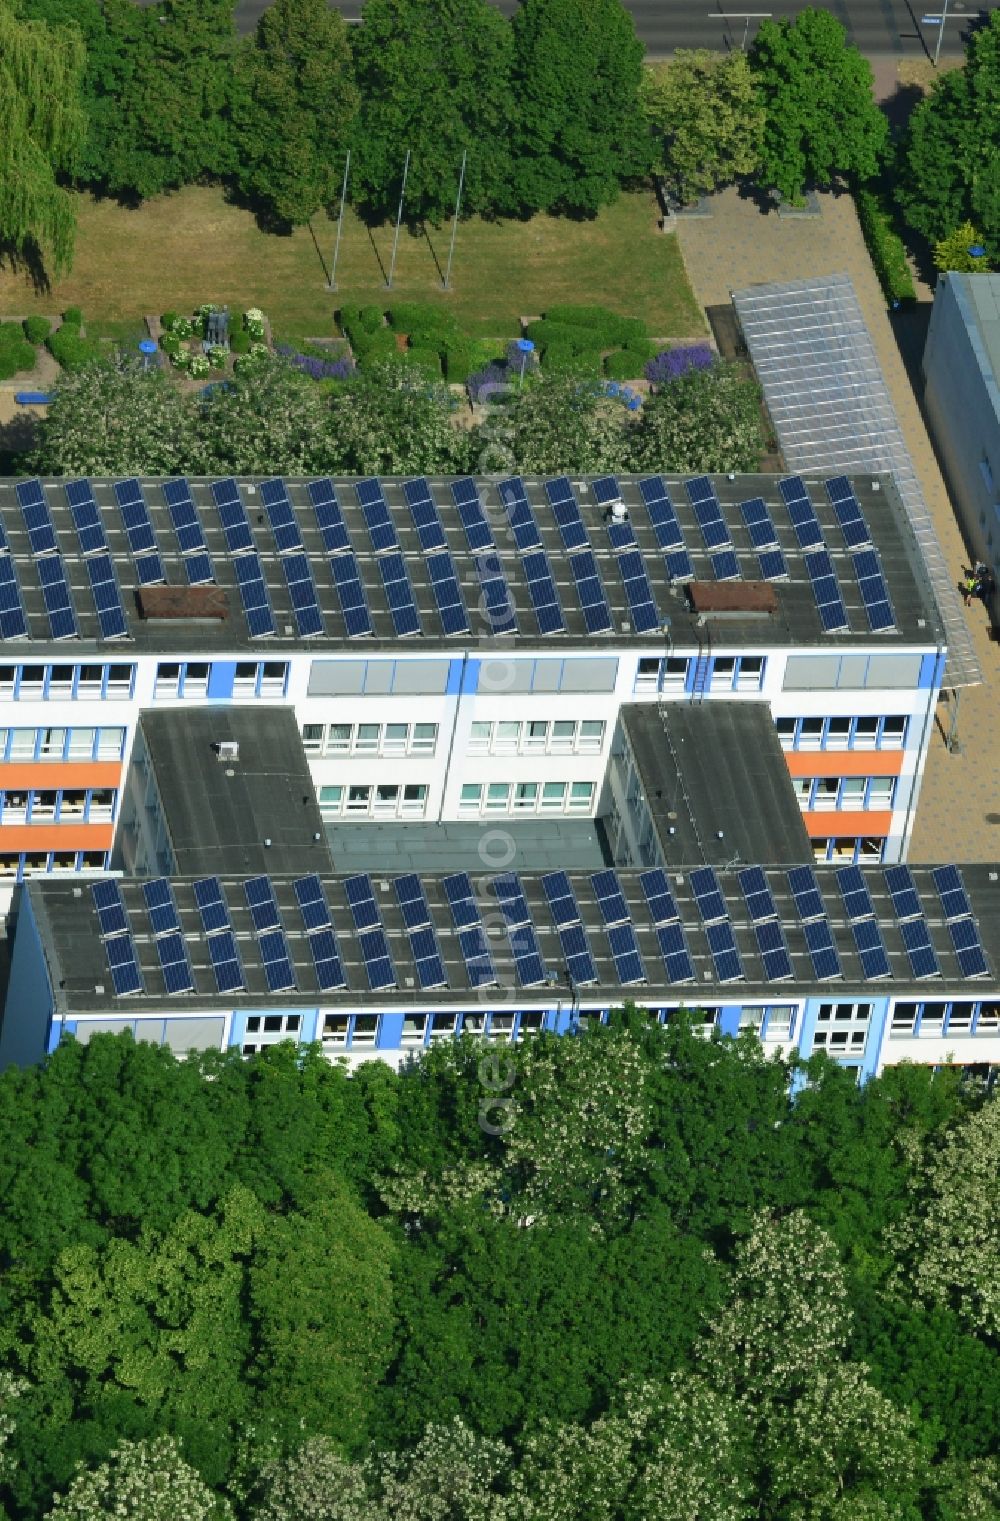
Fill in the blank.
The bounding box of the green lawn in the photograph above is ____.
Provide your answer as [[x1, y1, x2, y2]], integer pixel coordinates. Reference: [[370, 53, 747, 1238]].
[[0, 186, 706, 346]]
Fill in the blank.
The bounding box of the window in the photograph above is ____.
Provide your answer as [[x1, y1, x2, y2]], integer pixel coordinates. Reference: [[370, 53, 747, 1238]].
[[813, 1002, 871, 1055], [318, 785, 343, 818], [462, 1013, 486, 1036], [662, 657, 689, 691], [373, 784, 399, 815], [234, 662, 258, 697], [946, 1004, 973, 1034], [881, 716, 907, 748], [460, 784, 482, 814], [568, 781, 595, 811], [40, 728, 66, 759], [355, 723, 380, 754], [711, 657, 736, 689], [799, 717, 824, 749], [96, 727, 125, 760], [106, 665, 133, 698], [918, 1002, 947, 1038], [9, 730, 35, 760], [485, 782, 511, 812], [469, 722, 491, 753], [429, 1014, 459, 1042], [77, 665, 104, 698], [0, 667, 14, 700], [327, 723, 352, 754], [776, 717, 795, 748], [352, 1015, 379, 1046], [736, 656, 764, 691], [155, 663, 181, 699], [763, 1006, 795, 1040], [826, 717, 851, 749], [496, 722, 520, 752], [323, 1015, 350, 1046], [59, 791, 86, 819], [411, 723, 437, 754], [489, 1013, 515, 1040], [839, 777, 867, 810], [30, 791, 57, 821], [402, 1015, 428, 1046], [867, 777, 895, 809], [48, 666, 74, 698], [18, 666, 45, 700], [793, 777, 812, 807], [518, 1013, 545, 1039], [513, 782, 538, 811], [302, 725, 324, 754], [68, 728, 96, 759], [853, 716, 878, 749], [635, 656, 660, 691], [550, 721, 575, 752], [401, 784, 427, 816], [540, 782, 567, 812], [524, 720, 548, 752], [87, 789, 115, 821], [383, 723, 408, 754], [259, 662, 288, 697], [813, 778, 840, 811], [2, 792, 28, 823], [346, 784, 371, 814], [579, 719, 605, 752], [183, 663, 210, 698]]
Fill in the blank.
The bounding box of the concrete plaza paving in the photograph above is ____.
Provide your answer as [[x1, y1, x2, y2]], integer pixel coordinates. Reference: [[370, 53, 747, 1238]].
[[675, 188, 999, 862]]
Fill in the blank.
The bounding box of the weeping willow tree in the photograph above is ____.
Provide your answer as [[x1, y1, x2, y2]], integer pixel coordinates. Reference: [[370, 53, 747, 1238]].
[[0, 0, 87, 274]]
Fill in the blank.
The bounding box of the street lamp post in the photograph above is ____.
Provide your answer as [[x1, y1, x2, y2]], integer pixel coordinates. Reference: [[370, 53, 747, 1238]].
[[516, 338, 534, 385], [920, 0, 963, 67], [707, 11, 772, 50]]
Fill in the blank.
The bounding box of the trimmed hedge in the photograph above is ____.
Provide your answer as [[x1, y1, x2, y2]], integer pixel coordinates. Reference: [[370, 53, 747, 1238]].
[[541, 344, 602, 376], [604, 349, 643, 380], [23, 316, 51, 344], [0, 344, 37, 380], [406, 345, 444, 379], [544, 303, 648, 347], [855, 188, 917, 304], [62, 306, 83, 326], [349, 327, 398, 364], [229, 327, 251, 354], [524, 319, 605, 356], [46, 328, 100, 371], [388, 302, 458, 336], [443, 342, 476, 383]]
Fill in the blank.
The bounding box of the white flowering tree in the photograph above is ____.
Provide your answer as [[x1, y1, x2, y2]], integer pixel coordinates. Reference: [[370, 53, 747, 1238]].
[[43, 1435, 231, 1521], [371, 1417, 511, 1521], [624, 364, 765, 473], [253, 1436, 371, 1521], [470, 374, 630, 476], [30, 358, 199, 476], [329, 365, 470, 476], [500, 1411, 636, 1521], [195, 356, 333, 475], [892, 1097, 1000, 1339], [629, 1374, 751, 1521]]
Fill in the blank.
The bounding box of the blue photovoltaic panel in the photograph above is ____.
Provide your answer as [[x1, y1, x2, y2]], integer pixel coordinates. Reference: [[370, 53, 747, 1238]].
[[803, 918, 842, 980], [685, 476, 731, 549], [86, 552, 129, 640], [541, 870, 578, 928], [825, 476, 872, 549], [114, 479, 166, 585], [851, 917, 892, 980], [738, 866, 778, 924], [690, 867, 729, 925], [162, 479, 215, 579], [852, 548, 895, 632], [608, 519, 636, 551], [508, 920, 547, 988], [104, 930, 145, 996], [754, 918, 794, 981], [492, 872, 531, 928], [836, 865, 876, 923], [739, 497, 778, 550], [329, 553, 374, 638], [705, 920, 744, 983], [259, 478, 305, 554], [442, 872, 498, 988], [307, 479, 352, 555], [638, 476, 695, 581], [93, 878, 129, 939], [344, 874, 381, 931], [394, 874, 432, 931], [899, 916, 940, 979], [426, 550, 470, 637], [379, 550, 422, 637], [211, 478, 256, 555], [442, 872, 481, 930], [257, 928, 297, 994], [207, 930, 244, 994], [355, 479, 400, 553], [884, 865, 922, 922], [556, 921, 598, 987], [779, 476, 824, 549], [804, 548, 850, 633], [640, 867, 681, 926], [617, 549, 660, 633], [544, 476, 589, 552], [359, 928, 395, 991], [788, 865, 826, 923], [568, 548, 613, 633], [656, 921, 695, 982], [142, 877, 182, 938], [591, 476, 623, 510], [476, 550, 518, 635], [948, 916, 990, 977], [281, 551, 324, 638], [403, 477, 449, 553], [244, 875, 281, 933], [0, 555, 29, 640], [607, 921, 645, 985], [293, 875, 348, 990], [16, 479, 58, 556], [393, 877, 447, 987], [451, 478, 495, 553], [193, 876, 230, 936], [591, 869, 631, 928], [293, 874, 332, 931], [155, 930, 195, 995], [233, 553, 276, 638], [497, 477, 543, 551], [65, 480, 109, 556], [710, 548, 741, 581], [931, 864, 973, 923], [522, 548, 565, 635], [36, 554, 78, 641]]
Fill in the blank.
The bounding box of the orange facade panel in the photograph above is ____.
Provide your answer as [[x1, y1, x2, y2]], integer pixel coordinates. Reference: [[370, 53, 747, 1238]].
[[0, 763, 122, 790], [0, 824, 114, 851], [801, 810, 892, 839], [785, 750, 903, 779]]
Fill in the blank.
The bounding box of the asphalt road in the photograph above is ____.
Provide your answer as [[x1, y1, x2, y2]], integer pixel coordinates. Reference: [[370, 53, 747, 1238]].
[[233, 0, 994, 57]]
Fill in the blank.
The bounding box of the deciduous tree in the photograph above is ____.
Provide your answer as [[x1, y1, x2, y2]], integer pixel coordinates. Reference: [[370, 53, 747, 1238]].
[[625, 363, 764, 473], [44, 1436, 231, 1521], [30, 357, 199, 476], [643, 52, 764, 204], [748, 8, 887, 202], [232, 0, 358, 227], [330, 363, 469, 474], [349, 0, 514, 223], [509, 0, 650, 215]]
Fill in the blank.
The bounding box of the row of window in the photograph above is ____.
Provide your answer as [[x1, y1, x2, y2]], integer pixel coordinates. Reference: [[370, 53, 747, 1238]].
[[0, 665, 133, 702], [792, 776, 896, 812], [318, 783, 428, 820], [891, 1001, 1000, 1038], [318, 1010, 548, 1053], [810, 837, 886, 863], [634, 656, 766, 694], [0, 788, 116, 825], [303, 721, 438, 758], [468, 718, 606, 756], [776, 714, 908, 751], [154, 662, 289, 699], [458, 780, 596, 817], [0, 727, 126, 763], [0, 850, 109, 879]]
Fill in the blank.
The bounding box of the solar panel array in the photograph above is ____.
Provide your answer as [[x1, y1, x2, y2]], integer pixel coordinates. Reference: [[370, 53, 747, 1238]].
[[211, 480, 275, 638], [114, 479, 166, 586], [307, 479, 374, 638], [394, 874, 448, 990], [492, 873, 548, 988], [162, 479, 215, 585], [93, 879, 144, 995], [344, 874, 395, 991], [788, 865, 842, 980], [16, 480, 79, 640], [541, 871, 598, 986], [293, 874, 347, 990]]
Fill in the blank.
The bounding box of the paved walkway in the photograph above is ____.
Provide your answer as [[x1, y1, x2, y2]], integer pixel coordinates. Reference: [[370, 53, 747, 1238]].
[[675, 188, 998, 862]]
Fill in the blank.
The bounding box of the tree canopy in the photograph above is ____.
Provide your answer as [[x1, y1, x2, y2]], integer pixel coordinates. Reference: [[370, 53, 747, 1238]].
[[749, 8, 887, 203], [643, 51, 764, 205]]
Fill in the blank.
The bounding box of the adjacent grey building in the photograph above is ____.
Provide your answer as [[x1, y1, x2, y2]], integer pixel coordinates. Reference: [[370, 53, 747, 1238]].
[[923, 272, 1000, 611]]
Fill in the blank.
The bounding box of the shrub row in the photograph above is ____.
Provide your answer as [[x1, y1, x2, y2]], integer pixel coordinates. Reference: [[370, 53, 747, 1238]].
[[855, 188, 917, 304], [544, 303, 648, 347], [45, 310, 101, 372], [0, 321, 36, 380]]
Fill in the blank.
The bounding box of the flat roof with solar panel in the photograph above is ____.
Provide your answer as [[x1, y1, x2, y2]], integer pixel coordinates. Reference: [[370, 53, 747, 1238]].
[[0, 473, 941, 650], [24, 862, 1000, 1017]]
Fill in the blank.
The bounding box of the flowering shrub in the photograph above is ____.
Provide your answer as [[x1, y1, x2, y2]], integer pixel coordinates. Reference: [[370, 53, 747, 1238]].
[[274, 343, 354, 381], [645, 344, 716, 384], [244, 308, 266, 341], [467, 361, 509, 405], [170, 349, 190, 372], [159, 333, 181, 357], [188, 354, 210, 378], [207, 345, 228, 370], [170, 316, 193, 340]]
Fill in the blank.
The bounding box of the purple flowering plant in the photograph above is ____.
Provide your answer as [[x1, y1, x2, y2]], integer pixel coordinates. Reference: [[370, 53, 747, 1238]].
[[644, 345, 716, 385]]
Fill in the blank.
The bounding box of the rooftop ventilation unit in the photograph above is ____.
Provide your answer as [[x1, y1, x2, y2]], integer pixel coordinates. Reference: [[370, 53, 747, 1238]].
[[217, 741, 239, 762]]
